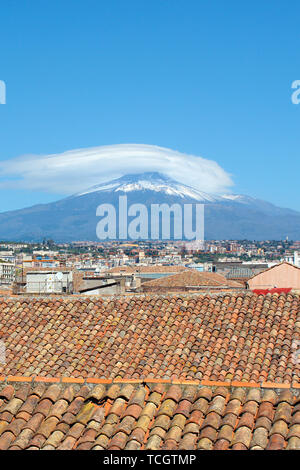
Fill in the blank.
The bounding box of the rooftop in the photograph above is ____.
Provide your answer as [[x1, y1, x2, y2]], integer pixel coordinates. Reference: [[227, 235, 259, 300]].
[[106, 265, 190, 274], [1, 291, 300, 450], [0, 378, 298, 450], [0, 293, 299, 383], [141, 270, 244, 289]]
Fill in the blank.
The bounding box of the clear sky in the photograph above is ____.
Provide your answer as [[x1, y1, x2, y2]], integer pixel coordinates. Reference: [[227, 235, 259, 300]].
[[0, 0, 300, 211]]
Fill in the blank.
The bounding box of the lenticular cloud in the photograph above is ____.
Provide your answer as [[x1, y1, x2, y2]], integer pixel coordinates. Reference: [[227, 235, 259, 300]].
[[0, 144, 233, 195]]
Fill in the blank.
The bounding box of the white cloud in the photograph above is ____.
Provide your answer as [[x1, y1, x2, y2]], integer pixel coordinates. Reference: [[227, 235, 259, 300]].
[[0, 144, 233, 195]]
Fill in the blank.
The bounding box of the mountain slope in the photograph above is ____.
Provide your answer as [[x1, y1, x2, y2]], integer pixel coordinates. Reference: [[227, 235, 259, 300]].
[[0, 172, 299, 241]]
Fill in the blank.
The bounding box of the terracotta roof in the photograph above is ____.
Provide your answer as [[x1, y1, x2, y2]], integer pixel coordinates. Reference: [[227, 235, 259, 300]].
[[247, 261, 300, 282], [0, 287, 13, 297], [0, 379, 299, 450], [141, 270, 244, 288], [0, 293, 299, 383]]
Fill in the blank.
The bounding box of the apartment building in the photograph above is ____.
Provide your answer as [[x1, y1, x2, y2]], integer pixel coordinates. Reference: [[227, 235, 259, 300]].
[[0, 262, 15, 284]]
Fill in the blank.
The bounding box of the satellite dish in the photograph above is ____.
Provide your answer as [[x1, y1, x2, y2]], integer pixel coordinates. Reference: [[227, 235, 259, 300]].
[[55, 272, 63, 281]]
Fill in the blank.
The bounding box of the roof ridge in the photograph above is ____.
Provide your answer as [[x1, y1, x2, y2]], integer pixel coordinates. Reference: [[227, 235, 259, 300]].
[[1, 291, 300, 301], [0, 375, 299, 389]]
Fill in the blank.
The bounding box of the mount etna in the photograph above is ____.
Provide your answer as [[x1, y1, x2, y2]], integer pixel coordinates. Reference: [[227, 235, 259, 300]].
[[0, 172, 299, 241]]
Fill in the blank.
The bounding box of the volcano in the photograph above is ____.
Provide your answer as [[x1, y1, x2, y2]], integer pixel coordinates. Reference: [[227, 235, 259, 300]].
[[0, 172, 299, 241]]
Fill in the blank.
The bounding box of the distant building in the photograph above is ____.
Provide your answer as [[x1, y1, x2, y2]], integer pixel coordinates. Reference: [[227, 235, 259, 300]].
[[215, 261, 268, 279], [26, 270, 74, 294], [139, 269, 244, 293], [0, 251, 15, 263], [0, 262, 15, 284], [247, 261, 300, 292], [187, 262, 213, 272], [284, 251, 300, 268], [105, 265, 190, 281], [79, 276, 126, 296]]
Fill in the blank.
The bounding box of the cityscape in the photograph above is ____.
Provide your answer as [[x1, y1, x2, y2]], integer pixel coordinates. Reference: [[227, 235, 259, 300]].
[[0, 238, 299, 295]]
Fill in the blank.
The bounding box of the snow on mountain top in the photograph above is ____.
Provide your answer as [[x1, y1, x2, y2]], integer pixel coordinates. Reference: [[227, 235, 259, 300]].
[[76, 171, 267, 207], [77, 172, 221, 202]]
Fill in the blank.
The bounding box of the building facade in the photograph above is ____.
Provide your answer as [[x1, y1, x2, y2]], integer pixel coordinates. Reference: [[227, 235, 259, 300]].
[[0, 262, 15, 285]]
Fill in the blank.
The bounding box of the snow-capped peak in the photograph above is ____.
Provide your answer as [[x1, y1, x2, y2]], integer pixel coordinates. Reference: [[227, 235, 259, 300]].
[[77, 172, 221, 202]]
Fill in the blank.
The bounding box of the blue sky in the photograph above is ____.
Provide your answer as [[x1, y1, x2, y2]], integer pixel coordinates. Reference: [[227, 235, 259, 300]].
[[0, 0, 300, 211]]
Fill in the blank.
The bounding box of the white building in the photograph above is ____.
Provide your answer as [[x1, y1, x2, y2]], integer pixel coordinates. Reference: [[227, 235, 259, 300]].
[[0, 251, 15, 263], [26, 271, 73, 294], [0, 262, 15, 284], [284, 251, 300, 268]]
